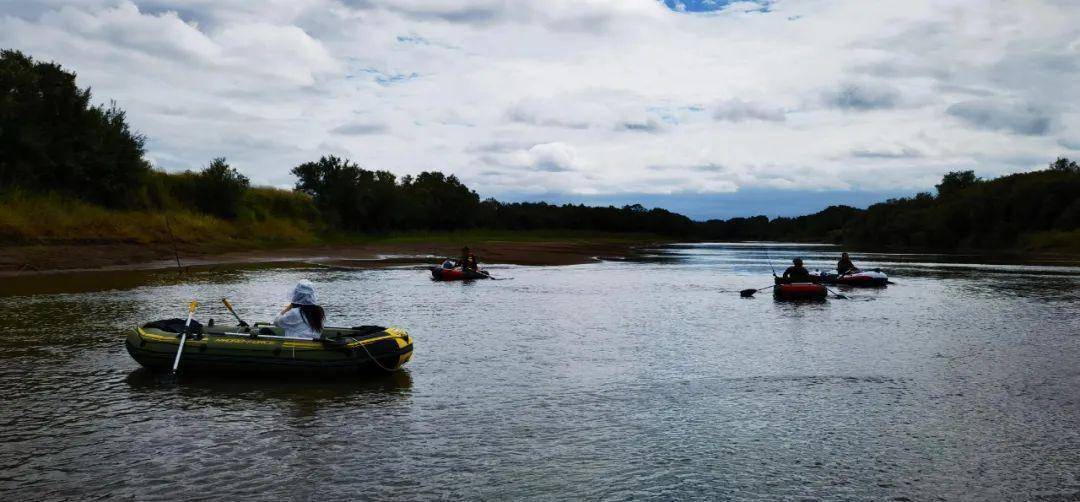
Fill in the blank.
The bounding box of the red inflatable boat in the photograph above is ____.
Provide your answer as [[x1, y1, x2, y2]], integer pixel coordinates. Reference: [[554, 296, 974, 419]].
[[430, 266, 489, 281], [773, 280, 828, 300]]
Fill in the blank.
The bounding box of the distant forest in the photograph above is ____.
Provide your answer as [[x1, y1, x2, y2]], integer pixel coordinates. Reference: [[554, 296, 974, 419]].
[[2, 49, 1079, 252]]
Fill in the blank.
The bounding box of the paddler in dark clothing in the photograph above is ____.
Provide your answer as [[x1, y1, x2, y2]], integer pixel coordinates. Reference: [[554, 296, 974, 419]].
[[781, 258, 811, 283], [837, 252, 859, 275], [457, 246, 478, 271], [456, 247, 470, 269]]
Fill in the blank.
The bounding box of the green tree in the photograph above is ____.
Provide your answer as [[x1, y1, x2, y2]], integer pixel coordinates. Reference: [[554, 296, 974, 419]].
[[935, 170, 980, 197], [0, 50, 149, 207], [193, 158, 249, 218], [1048, 157, 1079, 173], [401, 171, 480, 230], [291, 155, 401, 231]]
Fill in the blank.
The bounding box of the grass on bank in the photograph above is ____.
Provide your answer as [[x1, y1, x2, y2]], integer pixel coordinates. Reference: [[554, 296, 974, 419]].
[[323, 228, 666, 246], [1024, 230, 1080, 253], [0, 192, 317, 249], [0, 193, 665, 250]]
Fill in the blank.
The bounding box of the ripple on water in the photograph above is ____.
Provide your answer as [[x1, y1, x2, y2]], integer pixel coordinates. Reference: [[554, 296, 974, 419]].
[[1, 244, 1079, 499]]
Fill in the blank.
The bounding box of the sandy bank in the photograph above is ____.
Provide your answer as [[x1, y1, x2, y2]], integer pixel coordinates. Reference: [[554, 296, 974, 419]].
[[0, 238, 664, 277]]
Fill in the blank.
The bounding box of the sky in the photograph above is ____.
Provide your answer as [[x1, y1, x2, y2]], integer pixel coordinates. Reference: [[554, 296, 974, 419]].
[[2, 0, 1079, 219]]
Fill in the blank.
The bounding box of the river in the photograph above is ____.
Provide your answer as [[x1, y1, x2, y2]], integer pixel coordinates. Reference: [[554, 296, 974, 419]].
[[1, 243, 1079, 500]]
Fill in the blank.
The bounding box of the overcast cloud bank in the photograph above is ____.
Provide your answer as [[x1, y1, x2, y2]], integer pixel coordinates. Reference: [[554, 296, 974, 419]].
[[1, 0, 1077, 217]]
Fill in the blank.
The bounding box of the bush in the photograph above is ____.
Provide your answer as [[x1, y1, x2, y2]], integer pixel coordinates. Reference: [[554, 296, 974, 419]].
[[0, 50, 149, 207], [291, 155, 402, 231], [239, 186, 318, 223], [192, 158, 249, 219]]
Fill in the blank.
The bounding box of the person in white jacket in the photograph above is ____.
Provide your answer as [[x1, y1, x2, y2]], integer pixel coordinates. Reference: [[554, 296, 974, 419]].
[[273, 280, 325, 340]]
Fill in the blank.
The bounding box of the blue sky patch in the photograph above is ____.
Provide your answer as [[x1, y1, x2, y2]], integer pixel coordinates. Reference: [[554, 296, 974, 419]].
[[396, 35, 430, 45], [375, 72, 420, 86], [497, 188, 916, 221], [662, 0, 771, 13], [347, 67, 420, 86]]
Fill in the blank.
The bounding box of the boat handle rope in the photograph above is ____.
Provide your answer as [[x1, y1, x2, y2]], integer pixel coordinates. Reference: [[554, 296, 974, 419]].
[[346, 336, 401, 372]]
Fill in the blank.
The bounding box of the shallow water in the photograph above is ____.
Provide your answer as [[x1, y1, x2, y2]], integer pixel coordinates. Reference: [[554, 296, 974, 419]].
[[2, 243, 1079, 500]]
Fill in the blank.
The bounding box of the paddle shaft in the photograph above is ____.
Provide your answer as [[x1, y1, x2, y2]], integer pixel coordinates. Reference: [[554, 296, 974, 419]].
[[221, 298, 247, 326], [823, 286, 847, 299], [171, 301, 198, 373], [740, 284, 776, 297]]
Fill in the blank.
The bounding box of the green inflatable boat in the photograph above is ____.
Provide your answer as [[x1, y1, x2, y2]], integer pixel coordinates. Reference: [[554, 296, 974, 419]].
[[126, 321, 413, 376]]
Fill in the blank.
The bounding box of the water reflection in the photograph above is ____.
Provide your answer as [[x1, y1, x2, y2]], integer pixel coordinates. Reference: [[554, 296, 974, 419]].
[[124, 369, 413, 418], [1, 243, 1079, 500], [125, 368, 413, 398]]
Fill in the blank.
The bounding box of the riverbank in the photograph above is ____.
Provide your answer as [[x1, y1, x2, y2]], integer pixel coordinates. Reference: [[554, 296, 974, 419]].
[[0, 230, 666, 276]]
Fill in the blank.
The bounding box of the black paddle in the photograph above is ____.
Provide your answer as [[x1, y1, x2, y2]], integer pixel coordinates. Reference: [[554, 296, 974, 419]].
[[478, 269, 513, 281], [741, 273, 779, 297], [823, 286, 848, 299], [740, 284, 775, 297]]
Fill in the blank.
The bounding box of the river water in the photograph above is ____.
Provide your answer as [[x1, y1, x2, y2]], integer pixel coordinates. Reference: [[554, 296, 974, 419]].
[[1, 243, 1079, 501]]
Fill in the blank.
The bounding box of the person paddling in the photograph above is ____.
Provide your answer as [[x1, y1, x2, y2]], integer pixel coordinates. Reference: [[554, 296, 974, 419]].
[[837, 252, 860, 276], [457, 246, 479, 271], [274, 280, 325, 340], [781, 258, 811, 283], [457, 246, 470, 270]]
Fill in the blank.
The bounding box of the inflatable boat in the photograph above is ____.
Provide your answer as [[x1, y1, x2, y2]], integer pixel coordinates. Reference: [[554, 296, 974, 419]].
[[816, 270, 888, 287], [430, 266, 489, 281], [774, 280, 828, 300], [126, 321, 413, 376]]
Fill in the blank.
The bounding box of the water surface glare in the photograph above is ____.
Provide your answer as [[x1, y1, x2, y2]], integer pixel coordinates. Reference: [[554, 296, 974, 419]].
[[2, 243, 1079, 500]]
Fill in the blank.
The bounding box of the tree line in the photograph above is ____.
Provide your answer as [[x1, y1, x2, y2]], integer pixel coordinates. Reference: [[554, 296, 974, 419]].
[[695, 158, 1080, 250], [0, 49, 314, 224], [0, 49, 698, 237], [2, 49, 1078, 251], [290, 155, 697, 235]]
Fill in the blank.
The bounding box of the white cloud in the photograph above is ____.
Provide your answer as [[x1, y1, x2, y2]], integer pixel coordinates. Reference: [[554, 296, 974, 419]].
[[1, 0, 1078, 206], [713, 99, 785, 122], [524, 142, 581, 172]]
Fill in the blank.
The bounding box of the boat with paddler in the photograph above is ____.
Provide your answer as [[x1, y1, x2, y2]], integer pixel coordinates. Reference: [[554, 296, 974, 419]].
[[773, 278, 829, 300], [126, 320, 413, 376], [429, 266, 490, 281]]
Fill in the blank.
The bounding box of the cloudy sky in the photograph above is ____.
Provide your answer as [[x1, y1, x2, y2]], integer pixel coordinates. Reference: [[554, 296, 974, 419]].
[[2, 0, 1079, 219]]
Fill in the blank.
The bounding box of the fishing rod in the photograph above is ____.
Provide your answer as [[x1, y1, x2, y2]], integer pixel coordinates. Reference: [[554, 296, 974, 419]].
[[163, 214, 183, 275], [741, 246, 779, 297], [764, 246, 777, 277]]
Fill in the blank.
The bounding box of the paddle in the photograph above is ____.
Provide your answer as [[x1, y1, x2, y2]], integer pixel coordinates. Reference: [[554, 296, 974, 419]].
[[171, 300, 198, 374], [739, 284, 775, 297], [741, 269, 780, 297], [221, 298, 249, 327], [823, 286, 848, 299], [742, 248, 782, 297]]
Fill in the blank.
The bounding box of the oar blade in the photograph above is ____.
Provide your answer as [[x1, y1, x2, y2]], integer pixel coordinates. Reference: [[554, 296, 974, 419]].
[[739, 288, 757, 297]]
